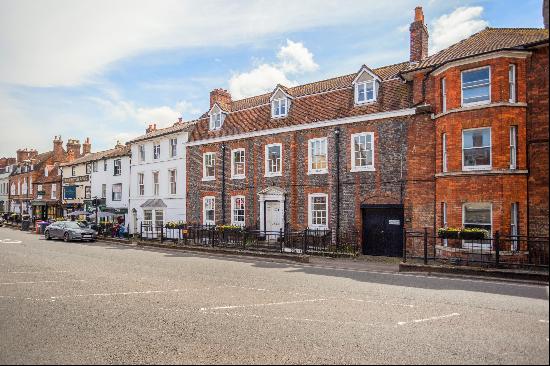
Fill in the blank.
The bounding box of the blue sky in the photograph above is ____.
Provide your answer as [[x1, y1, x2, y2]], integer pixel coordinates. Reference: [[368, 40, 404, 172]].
[[0, 0, 546, 156]]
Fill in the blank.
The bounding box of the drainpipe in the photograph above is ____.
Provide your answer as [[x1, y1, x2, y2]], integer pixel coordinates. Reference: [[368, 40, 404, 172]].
[[221, 144, 226, 224], [334, 127, 341, 248]]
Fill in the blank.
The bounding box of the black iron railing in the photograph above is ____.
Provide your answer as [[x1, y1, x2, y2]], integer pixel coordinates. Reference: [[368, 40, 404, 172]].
[[139, 223, 359, 256], [403, 228, 549, 270]]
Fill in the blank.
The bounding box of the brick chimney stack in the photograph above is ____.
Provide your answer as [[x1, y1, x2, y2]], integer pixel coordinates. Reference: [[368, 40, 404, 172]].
[[53, 135, 64, 161], [82, 137, 92, 155], [114, 140, 124, 149], [210, 88, 232, 110], [16, 149, 31, 163], [146, 123, 157, 134], [410, 6, 429, 62], [28, 149, 38, 160], [66, 139, 82, 159]]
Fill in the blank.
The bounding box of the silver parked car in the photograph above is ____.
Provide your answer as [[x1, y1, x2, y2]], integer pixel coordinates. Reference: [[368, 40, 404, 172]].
[[45, 221, 97, 242]]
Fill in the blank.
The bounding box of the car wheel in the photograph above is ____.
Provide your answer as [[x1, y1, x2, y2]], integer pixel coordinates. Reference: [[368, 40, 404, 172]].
[[45, 231, 51, 240], [64, 233, 70, 242]]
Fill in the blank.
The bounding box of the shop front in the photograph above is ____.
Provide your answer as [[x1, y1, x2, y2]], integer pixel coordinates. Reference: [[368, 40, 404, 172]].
[[31, 200, 62, 221]]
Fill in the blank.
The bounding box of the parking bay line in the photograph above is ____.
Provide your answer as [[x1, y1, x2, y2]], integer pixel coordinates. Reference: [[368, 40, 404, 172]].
[[397, 313, 460, 326], [200, 298, 332, 311]]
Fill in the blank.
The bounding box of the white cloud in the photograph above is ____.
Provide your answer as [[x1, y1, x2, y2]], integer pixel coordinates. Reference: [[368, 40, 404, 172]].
[[430, 6, 489, 53], [278, 40, 319, 74], [229, 40, 318, 99], [0, 0, 414, 88]]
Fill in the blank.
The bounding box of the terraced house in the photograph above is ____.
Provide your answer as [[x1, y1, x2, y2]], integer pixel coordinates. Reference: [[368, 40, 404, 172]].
[[185, 7, 549, 256]]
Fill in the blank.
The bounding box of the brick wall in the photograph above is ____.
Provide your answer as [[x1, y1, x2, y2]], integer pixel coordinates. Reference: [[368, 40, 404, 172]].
[[526, 46, 549, 237], [186, 114, 434, 246]]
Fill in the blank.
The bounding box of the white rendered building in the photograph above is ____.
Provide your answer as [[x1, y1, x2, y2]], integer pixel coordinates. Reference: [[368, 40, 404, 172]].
[[128, 122, 190, 234]]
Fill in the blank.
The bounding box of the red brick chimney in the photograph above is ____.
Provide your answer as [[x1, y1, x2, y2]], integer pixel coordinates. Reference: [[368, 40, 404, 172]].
[[16, 149, 31, 163], [66, 139, 82, 159], [53, 136, 64, 161], [146, 123, 157, 134], [410, 6, 429, 62], [82, 137, 91, 155], [210, 89, 232, 110]]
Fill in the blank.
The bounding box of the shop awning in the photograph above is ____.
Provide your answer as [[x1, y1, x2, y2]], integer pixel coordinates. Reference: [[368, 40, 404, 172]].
[[140, 199, 167, 208], [31, 200, 58, 206]]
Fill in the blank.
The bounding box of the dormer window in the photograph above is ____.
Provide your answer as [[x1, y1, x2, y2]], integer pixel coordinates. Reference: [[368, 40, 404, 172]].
[[356, 81, 375, 104], [272, 98, 288, 118], [209, 104, 225, 131], [353, 66, 381, 105]]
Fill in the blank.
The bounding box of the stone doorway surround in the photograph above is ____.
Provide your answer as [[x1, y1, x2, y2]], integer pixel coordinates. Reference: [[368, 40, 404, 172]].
[[258, 187, 286, 234]]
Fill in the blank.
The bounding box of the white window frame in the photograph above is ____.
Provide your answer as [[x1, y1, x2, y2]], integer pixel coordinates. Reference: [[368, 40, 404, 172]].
[[441, 77, 447, 113], [168, 169, 177, 195], [169, 138, 178, 158], [112, 183, 122, 201], [51, 184, 57, 200], [92, 161, 98, 172], [153, 143, 160, 160], [510, 126, 517, 170], [462, 202, 493, 248], [37, 184, 43, 199], [308, 193, 329, 229], [143, 209, 153, 228], [231, 195, 246, 227], [461, 66, 491, 107], [231, 148, 246, 179], [203, 196, 215, 225], [138, 145, 145, 162], [138, 173, 144, 196], [85, 186, 91, 199], [271, 98, 288, 118], [355, 80, 376, 104], [264, 143, 282, 177], [509, 64, 516, 103], [350, 132, 375, 172], [101, 184, 106, 199], [202, 152, 216, 181], [442, 133, 448, 173], [113, 159, 121, 176], [152, 171, 159, 196], [103, 159, 107, 171], [209, 112, 223, 130], [462, 127, 492, 171], [154, 210, 164, 229], [308, 137, 328, 174]]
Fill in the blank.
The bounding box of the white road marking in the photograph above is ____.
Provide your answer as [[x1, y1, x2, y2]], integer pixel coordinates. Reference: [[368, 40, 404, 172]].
[[23, 289, 190, 301], [0, 280, 85, 285], [200, 298, 331, 311], [539, 319, 549, 323], [0, 239, 22, 244], [348, 298, 414, 308], [1, 271, 69, 274], [397, 313, 460, 326]]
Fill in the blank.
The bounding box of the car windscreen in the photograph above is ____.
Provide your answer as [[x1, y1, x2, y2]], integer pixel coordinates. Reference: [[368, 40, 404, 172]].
[[64, 222, 84, 229]]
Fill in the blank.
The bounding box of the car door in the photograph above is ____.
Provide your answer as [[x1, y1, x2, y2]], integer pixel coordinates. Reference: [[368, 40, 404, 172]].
[[55, 223, 64, 238]]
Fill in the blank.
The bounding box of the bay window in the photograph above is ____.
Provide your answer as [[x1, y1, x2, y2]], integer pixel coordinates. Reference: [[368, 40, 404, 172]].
[[509, 64, 516, 103], [462, 128, 491, 170], [462, 202, 492, 248], [461, 67, 490, 106]]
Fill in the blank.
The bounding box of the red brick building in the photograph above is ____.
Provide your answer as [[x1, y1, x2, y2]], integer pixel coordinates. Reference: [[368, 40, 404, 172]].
[[183, 8, 548, 256]]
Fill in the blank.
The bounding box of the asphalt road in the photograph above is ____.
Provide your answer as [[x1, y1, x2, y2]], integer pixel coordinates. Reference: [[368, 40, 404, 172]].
[[1, 227, 548, 365]]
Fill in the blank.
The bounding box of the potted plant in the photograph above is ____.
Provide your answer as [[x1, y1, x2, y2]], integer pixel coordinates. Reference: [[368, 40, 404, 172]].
[[437, 227, 460, 239], [459, 227, 489, 240]]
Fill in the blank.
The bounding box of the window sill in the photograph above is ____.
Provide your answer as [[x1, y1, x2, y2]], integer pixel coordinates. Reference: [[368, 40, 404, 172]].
[[461, 100, 491, 108], [350, 166, 375, 172], [354, 100, 376, 106], [308, 170, 328, 175], [271, 114, 288, 119], [202, 177, 215, 182], [265, 173, 282, 178], [231, 175, 245, 180], [462, 166, 492, 172]]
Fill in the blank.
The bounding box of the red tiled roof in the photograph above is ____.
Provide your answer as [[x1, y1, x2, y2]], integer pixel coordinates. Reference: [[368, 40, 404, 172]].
[[403, 27, 549, 73], [128, 121, 194, 144], [60, 145, 130, 166], [190, 76, 411, 141]]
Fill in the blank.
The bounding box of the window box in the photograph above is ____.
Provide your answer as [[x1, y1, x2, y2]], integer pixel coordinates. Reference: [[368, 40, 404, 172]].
[[437, 227, 460, 239]]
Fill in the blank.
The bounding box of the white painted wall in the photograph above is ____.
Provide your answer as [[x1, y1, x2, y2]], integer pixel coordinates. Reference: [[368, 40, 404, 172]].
[[128, 130, 188, 234], [90, 154, 131, 223]]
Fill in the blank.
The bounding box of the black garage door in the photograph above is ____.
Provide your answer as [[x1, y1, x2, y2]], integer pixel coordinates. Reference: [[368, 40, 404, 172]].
[[361, 205, 404, 257]]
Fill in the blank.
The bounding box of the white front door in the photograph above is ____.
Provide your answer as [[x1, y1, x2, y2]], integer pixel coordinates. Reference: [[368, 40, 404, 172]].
[[265, 201, 283, 233]]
